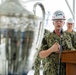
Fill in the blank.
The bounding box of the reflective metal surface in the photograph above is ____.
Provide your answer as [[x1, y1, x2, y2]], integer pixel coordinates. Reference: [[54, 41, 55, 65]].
[[0, 0, 45, 74]]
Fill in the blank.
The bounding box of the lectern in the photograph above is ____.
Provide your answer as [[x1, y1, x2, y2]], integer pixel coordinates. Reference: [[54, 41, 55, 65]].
[[61, 50, 76, 75]]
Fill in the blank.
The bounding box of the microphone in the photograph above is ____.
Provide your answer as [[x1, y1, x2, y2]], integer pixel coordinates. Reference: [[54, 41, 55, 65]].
[[58, 28, 63, 75], [60, 28, 63, 35], [60, 29, 63, 38]]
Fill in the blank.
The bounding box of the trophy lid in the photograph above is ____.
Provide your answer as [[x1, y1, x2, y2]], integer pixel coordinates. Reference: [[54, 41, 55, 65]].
[[0, 0, 35, 17]]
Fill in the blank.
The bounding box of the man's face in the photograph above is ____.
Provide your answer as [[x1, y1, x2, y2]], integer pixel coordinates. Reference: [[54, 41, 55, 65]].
[[53, 19, 65, 31], [67, 23, 74, 30]]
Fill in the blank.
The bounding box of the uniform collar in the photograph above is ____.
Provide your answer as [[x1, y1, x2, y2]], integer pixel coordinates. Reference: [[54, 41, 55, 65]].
[[53, 30, 60, 36]]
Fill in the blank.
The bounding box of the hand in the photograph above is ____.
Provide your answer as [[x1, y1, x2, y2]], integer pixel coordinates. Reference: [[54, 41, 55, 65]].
[[51, 42, 60, 52], [39, 42, 60, 58]]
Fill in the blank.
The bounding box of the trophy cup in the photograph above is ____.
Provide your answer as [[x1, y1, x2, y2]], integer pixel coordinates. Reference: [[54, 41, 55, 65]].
[[0, 0, 45, 75]]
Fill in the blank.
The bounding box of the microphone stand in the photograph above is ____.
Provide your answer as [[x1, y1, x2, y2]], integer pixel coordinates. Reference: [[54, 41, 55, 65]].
[[58, 29, 63, 75]]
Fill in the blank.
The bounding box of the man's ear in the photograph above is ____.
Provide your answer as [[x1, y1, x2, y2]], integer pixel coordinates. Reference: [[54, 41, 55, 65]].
[[63, 22, 65, 26], [64, 22, 65, 25], [53, 22, 55, 26], [66, 23, 68, 27]]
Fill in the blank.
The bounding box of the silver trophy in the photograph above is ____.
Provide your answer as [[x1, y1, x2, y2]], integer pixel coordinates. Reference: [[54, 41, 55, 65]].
[[0, 0, 45, 75]]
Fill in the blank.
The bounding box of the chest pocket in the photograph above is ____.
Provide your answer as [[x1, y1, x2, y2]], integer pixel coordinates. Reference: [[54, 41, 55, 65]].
[[48, 33, 60, 47]]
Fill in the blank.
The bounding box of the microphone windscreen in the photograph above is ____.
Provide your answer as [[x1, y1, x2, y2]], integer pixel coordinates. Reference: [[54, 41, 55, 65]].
[[60, 29, 63, 35]]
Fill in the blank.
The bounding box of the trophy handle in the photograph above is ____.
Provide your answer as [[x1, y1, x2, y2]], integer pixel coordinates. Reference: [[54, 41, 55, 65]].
[[33, 2, 45, 50]]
